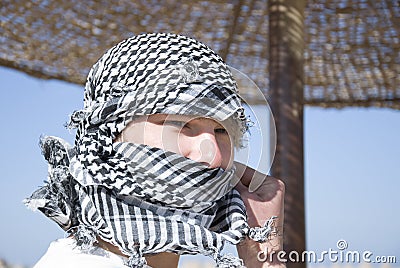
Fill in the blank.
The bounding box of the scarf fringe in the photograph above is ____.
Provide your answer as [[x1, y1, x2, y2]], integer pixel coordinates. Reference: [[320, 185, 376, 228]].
[[248, 216, 278, 243], [216, 253, 246, 268], [127, 253, 149, 268], [67, 225, 98, 252]]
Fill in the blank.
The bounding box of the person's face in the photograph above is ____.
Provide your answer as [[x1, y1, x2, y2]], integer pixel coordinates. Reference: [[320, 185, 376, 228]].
[[118, 114, 234, 170]]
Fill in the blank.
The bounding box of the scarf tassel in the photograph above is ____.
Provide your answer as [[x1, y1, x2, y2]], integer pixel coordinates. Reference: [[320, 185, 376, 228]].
[[68, 225, 98, 252], [127, 254, 150, 268], [65, 109, 90, 129], [216, 253, 245, 268], [248, 216, 278, 243]]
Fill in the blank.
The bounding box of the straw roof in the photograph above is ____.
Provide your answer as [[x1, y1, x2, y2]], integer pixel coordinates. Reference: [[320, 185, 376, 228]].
[[1, 0, 399, 109]]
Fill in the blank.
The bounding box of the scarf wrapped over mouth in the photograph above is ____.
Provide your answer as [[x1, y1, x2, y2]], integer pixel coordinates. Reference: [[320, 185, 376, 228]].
[[24, 33, 275, 267]]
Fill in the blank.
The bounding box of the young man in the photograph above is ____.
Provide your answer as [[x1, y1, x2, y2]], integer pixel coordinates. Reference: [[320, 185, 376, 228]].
[[25, 33, 285, 267]]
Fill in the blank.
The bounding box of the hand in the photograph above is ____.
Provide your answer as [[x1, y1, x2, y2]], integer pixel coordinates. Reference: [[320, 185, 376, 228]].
[[234, 162, 286, 267]]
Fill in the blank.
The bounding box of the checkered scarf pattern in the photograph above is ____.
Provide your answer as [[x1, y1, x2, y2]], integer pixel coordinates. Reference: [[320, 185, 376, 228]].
[[24, 33, 269, 267]]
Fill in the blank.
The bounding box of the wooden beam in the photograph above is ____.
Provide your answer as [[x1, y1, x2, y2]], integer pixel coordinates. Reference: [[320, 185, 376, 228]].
[[268, 1, 306, 267]]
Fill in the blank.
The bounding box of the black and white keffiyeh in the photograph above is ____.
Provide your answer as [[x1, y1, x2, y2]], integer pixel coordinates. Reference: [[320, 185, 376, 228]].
[[25, 33, 275, 267]]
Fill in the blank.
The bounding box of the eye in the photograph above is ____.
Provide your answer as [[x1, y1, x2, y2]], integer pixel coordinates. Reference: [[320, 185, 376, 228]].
[[215, 128, 228, 134], [163, 120, 188, 128]]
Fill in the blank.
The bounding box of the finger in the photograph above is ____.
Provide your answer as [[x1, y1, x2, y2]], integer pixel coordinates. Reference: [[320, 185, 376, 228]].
[[248, 173, 268, 193], [233, 161, 249, 185], [235, 180, 249, 194], [230, 173, 242, 188]]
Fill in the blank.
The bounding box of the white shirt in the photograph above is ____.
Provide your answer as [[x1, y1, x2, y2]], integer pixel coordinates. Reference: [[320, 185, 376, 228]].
[[34, 238, 129, 268]]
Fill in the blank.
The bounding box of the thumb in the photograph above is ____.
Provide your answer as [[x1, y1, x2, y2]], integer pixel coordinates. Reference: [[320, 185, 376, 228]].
[[235, 180, 250, 194]]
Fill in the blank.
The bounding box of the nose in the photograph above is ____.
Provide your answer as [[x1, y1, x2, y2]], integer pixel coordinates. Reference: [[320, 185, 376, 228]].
[[187, 134, 223, 168]]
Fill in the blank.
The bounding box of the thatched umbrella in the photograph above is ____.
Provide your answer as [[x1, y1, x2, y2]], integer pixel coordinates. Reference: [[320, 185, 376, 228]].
[[1, 1, 399, 267]]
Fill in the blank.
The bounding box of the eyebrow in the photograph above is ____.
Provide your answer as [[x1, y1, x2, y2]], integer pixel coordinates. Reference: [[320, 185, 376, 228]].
[[148, 114, 226, 128]]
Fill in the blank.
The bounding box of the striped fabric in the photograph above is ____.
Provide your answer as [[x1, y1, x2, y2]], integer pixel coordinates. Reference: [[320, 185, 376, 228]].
[[25, 33, 274, 267]]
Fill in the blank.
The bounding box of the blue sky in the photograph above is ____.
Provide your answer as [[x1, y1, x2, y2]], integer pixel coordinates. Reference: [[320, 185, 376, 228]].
[[0, 66, 399, 267]]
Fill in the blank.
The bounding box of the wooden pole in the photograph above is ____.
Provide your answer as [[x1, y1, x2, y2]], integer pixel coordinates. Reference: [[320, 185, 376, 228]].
[[268, 0, 306, 267]]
